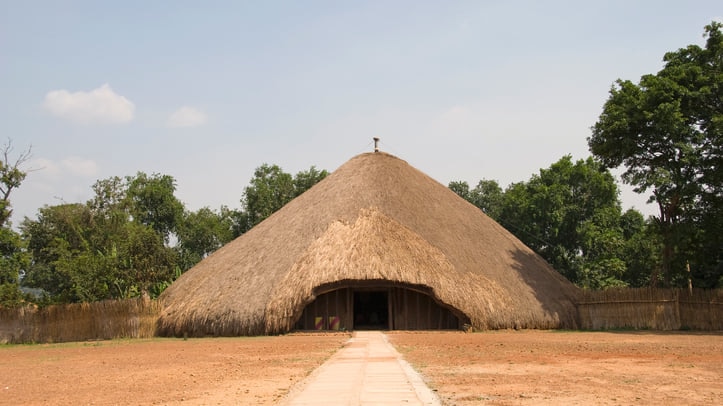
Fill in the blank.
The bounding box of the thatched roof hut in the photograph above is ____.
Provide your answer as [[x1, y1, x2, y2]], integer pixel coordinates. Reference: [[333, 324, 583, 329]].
[[157, 151, 580, 336]]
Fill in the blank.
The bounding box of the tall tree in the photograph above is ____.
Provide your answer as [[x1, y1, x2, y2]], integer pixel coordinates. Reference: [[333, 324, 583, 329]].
[[448, 181, 472, 203], [470, 179, 504, 220], [589, 22, 723, 286], [239, 164, 328, 233], [293, 166, 329, 197], [22, 172, 184, 302], [0, 227, 28, 306], [126, 172, 184, 243], [499, 156, 630, 288], [618, 209, 660, 287], [0, 140, 32, 228], [0, 140, 31, 306], [176, 206, 235, 271], [113, 222, 176, 298], [449, 179, 504, 220], [241, 164, 295, 231], [21, 204, 96, 302]]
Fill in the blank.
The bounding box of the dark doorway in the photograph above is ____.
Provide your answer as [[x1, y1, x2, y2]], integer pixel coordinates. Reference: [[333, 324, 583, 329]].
[[353, 290, 389, 330], [293, 282, 468, 331]]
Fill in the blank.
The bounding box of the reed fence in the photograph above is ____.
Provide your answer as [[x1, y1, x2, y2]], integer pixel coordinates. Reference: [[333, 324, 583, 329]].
[[0, 297, 163, 344], [577, 288, 722, 330]]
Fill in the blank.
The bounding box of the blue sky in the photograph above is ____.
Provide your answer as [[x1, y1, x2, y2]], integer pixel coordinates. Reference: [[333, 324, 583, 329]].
[[2, 1, 720, 226]]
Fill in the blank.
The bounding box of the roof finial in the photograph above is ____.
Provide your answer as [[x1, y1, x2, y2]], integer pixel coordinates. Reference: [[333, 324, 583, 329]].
[[373, 137, 380, 152]]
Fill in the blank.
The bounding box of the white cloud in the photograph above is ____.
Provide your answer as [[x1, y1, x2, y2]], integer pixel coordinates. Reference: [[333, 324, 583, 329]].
[[43, 83, 135, 125], [167, 106, 207, 128], [61, 156, 99, 177]]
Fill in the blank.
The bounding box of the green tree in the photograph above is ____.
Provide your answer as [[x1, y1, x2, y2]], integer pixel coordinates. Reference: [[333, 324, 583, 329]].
[[448, 181, 472, 203], [22, 172, 185, 302], [589, 22, 723, 286], [239, 164, 328, 233], [21, 204, 96, 302], [0, 227, 28, 306], [449, 179, 504, 220], [619, 209, 660, 287], [470, 179, 504, 220], [113, 222, 176, 298], [293, 166, 329, 197], [176, 206, 235, 271], [0, 140, 32, 306], [499, 156, 629, 287], [241, 164, 295, 231], [126, 172, 184, 243], [0, 140, 32, 228]]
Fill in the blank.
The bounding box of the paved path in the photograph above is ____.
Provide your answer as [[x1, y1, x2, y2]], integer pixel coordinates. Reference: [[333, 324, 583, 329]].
[[282, 331, 440, 405]]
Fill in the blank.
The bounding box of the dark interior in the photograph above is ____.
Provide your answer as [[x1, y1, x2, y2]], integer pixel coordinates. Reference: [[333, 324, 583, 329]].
[[353, 290, 389, 330]]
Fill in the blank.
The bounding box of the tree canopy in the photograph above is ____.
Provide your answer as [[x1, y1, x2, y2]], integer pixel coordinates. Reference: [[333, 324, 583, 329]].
[[0, 141, 31, 306], [238, 164, 328, 233], [451, 156, 653, 289], [21, 175, 179, 302], [589, 22, 722, 287]]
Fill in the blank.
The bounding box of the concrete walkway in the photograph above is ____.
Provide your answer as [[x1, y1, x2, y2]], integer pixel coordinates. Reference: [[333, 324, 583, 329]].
[[282, 331, 441, 405]]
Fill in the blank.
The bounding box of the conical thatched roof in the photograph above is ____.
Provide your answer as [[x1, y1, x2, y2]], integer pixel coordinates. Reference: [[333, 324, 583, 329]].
[[157, 152, 580, 336]]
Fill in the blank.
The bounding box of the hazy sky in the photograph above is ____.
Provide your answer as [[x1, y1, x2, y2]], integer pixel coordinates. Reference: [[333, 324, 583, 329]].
[[2, 1, 720, 226]]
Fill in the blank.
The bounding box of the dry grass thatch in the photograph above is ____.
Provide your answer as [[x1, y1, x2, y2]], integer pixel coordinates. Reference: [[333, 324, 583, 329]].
[[157, 152, 581, 336], [0, 297, 161, 344]]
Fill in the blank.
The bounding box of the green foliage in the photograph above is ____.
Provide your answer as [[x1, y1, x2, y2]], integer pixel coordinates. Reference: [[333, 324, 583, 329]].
[[448, 179, 504, 220], [498, 156, 630, 287], [0, 140, 31, 228], [0, 227, 28, 307], [293, 166, 329, 197], [589, 22, 723, 287], [239, 164, 328, 233], [21, 173, 181, 302], [0, 282, 26, 307], [0, 227, 25, 285], [455, 156, 656, 289], [126, 172, 184, 242], [241, 164, 295, 231], [470, 179, 504, 220], [175, 206, 235, 271], [618, 209, 660, 287], [113, 222, 176, 297], [0, 142, 31, 307], [22, 204, 96, 302], [448, 181, 472, 203]]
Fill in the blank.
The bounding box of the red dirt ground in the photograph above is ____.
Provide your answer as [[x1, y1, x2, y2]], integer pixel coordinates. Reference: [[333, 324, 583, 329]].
[[0, 333, 350, 405], [388, 330, 723, 405], [1, 330, 721, 405]]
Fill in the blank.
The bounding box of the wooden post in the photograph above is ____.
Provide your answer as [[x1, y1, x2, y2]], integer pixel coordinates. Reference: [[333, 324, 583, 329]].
[[687, 261, 692, 295]]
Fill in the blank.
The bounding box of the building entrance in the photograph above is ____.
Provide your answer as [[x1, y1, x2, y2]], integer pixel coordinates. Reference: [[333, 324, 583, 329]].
[[292, 283, 466, 331], [353, 290, 389, 330]]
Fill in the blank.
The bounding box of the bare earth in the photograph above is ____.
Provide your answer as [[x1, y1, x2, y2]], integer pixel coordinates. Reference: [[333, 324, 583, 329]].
[[0, 333, 350, 405], [1, 330, 721, 405], [388, 330, 723, 405]]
